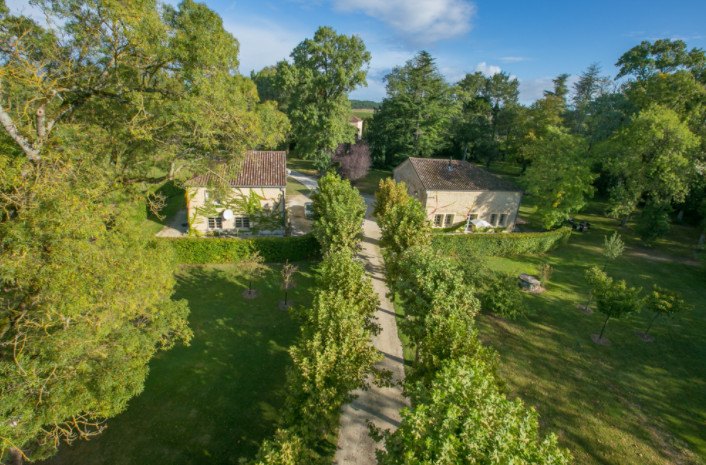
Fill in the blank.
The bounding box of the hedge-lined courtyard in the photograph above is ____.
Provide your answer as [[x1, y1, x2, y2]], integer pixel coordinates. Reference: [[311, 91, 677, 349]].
[[43, 263, 316, 465]]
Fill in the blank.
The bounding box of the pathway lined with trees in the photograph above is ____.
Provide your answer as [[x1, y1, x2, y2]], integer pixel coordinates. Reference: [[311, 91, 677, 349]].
[[334, 196, 408, 464]]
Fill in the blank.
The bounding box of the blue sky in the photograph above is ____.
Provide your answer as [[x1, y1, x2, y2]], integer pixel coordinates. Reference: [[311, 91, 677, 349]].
[[8, 0, 706, 104]]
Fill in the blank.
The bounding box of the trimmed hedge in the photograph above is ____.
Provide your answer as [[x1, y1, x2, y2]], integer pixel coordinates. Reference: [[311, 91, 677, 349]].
[[431, 227, 571, 257], [165, 233, 321, 264]]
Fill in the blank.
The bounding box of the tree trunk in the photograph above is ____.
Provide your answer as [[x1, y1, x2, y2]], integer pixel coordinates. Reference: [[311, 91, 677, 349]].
[[676, 209, 684, 223], [599, 315, 610, 340], [248, 279, 252, 292], [644, 313, 660, 336], [167, 161, 176, 181], [621, 215, 628, 227], [521, 159, 528, 174], [584, 287, 595, 312], [284, 290, 288, 306]]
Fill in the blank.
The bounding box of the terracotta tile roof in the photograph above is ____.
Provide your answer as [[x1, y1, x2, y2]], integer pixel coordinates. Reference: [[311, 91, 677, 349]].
[[189, 151, 287, 187], [405, 157, 521, 192], [349, 115, 363, 123]]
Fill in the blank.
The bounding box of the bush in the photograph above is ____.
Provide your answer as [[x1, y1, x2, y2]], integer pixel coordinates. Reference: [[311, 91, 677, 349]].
[[431, 227, 571, 257], [165, 234, 321, 264]]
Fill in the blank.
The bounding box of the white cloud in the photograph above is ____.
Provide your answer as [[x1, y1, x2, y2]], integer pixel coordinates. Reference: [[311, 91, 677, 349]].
[[474, 62, 502, 76], [331, 0, 476, 45]]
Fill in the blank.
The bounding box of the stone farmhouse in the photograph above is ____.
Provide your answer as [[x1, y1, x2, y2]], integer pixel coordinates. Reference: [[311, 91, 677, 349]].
[[187, 151, 287, 235], [393, 157, 523, 231], [349, 115, 363, 140]]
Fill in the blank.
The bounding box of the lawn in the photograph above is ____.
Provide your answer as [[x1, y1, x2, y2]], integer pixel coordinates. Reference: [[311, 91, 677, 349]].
[[42, 262, 316, 465], [471, 212, 706, 464], [351, 109, 374, 120], [140, 181, 187, 236], [352, 168, 392, 196], [286, 156, 318, 176]]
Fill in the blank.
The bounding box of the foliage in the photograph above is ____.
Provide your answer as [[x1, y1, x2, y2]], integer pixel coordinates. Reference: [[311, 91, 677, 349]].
[[310, 172, 366, 253], [616, 39, 706, 81], [349, 99, 381, 109], [276, 26, 370, 171], [537, 262, 554, 284], [0, 174, 192, 460], [372, 178, 410, 219], [368, 51, 453, 167], [377, 356, 571, 465], [452, 71, 520, 168], [523, 129, 596, 229], [602, 232, 625, 264], [378, 198, 432, 256], [641, 285, 691, 337], [594, 272, 643, 340], [430, 227, 572, 257], [166, 234, 321, 264], [0, 0, 288, 180], [635, 202, 673, 245], [241, 251, 267, 292], [333, 140, 372, 181]]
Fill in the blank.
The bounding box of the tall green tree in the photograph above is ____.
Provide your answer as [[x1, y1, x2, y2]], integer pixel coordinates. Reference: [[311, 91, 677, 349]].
[[368, 51, 453, 167], [276, 26, 370, 171], [452, 71, 519, 168], [523, 129, 596, 229], [310, 172, 366, 253], [376, 357, 571, 465]]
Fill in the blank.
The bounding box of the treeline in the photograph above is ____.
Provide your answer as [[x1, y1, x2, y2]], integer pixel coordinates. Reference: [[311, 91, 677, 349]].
[[350, 99, 381, 109], [372, 180, 571, 463], [253, 173, 383, 464]]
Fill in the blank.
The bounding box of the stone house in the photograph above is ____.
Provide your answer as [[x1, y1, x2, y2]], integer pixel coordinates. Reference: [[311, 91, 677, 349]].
[[187, 151, 287, 235], [393, 157, 523, 231]]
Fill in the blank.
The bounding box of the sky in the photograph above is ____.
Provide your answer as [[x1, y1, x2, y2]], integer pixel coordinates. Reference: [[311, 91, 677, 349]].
[[7, 0, 706, 104]]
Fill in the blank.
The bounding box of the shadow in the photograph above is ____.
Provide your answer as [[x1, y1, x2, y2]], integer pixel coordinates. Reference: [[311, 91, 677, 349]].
[[380, 351, 405, 365]]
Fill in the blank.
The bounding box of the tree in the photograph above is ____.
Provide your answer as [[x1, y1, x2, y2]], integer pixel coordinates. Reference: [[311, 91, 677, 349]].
[[280, 260, 298, 307], [523, 129, 596, 229], [0, 172, 192, 461], [310, 172, 366, 253], [277, 26, 370, 172], [583, 265, 607, 314], [241, 251, 267, 297], [333, 140, 371, 182], [616, 39, 706, 82], [598, 104, 700, 242], [378, 199, 431, 256], [0, 0, 288, 182], [367, 51, 453, 167], [372, 178, 410, 219], [570, 63, 612, 135], [640, 285, 690, 338], [593, 274, 642, 342], [602, 232, 625, 269], [452, 71, 519, 168], [376, 357, 571, 465]]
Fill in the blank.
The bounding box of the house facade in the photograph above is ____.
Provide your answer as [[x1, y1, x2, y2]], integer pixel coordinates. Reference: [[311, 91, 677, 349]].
[[393, 158, 523, 231], [349, 115, 363, 140], [187, 151, 287, 235]]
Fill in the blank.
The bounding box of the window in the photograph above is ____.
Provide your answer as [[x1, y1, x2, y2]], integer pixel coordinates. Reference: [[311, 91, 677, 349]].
[[207, 217, 223, 230], [234, 216, 250, 229], [490, 213, 498, 226], [467, 213, 478, 220], [443, 214, 454, 228], [433, 214, 444, 228], [499, 213, 507, 227]]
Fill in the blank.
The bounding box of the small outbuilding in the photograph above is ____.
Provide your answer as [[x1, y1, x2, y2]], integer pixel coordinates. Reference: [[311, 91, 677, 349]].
[[349, 115, 363, 140], [393, 157, 523, 231], [187, 151, 287, 235]]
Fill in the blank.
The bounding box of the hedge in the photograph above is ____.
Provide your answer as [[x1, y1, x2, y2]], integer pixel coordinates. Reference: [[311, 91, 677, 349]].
[[165, 233, 321, 264], [431, 227, 571, 257]]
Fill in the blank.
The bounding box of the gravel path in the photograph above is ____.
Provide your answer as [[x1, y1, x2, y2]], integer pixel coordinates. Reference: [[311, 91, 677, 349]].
[[288, 170, 319, 192], [333, 196, 408, 464]]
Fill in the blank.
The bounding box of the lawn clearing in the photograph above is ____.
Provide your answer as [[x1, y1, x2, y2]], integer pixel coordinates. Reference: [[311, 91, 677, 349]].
[[43, 263, 316, 465], [352, 168, 391, 196], [141, 181, 186, 236], [470, 212, 706, 464], [286, 157, 318, 176]]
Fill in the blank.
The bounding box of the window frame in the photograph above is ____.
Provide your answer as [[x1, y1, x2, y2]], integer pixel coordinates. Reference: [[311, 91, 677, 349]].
[[207, 217, 223, 230], [234, 216, 250, 229], [490, 213, 498, 226], [443, 213, 454, 228], [433, 214, 444, 228]]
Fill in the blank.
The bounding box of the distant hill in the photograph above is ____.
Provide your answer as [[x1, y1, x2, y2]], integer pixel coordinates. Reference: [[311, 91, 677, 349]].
[[350, 99, 381, 109]]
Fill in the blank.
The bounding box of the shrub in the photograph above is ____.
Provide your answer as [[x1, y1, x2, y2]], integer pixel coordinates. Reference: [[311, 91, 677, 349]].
[[165, 234, 321, 264], [431, 227, 571, 257]]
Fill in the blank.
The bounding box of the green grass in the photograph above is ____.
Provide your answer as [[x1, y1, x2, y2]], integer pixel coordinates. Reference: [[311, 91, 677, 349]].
[[43, 263, 317, 465], [474, 213, 706, 464], [353, 168, 391, 196], [286, 178, 312, 197], [286, 157, 318, 176]]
